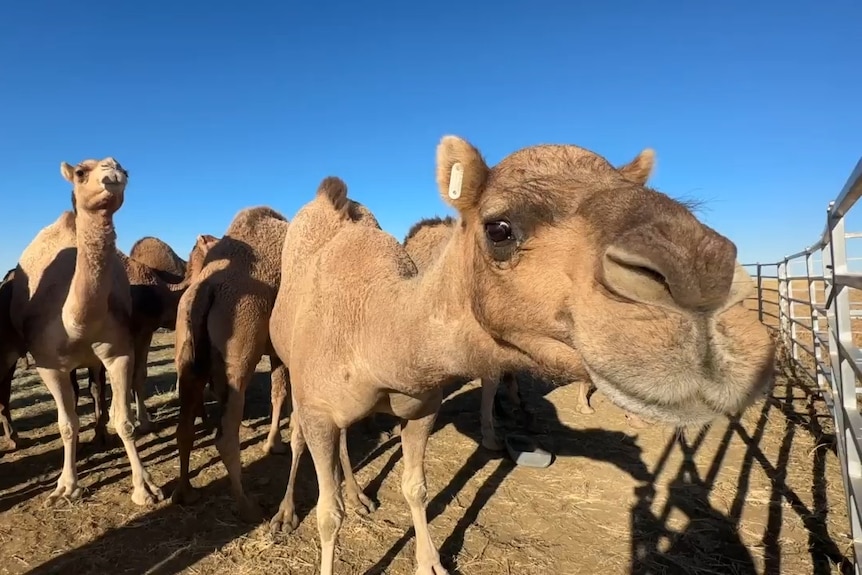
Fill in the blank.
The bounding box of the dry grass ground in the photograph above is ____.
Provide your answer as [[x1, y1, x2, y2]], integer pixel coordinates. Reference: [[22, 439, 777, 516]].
[[0, 325, 855, 575]]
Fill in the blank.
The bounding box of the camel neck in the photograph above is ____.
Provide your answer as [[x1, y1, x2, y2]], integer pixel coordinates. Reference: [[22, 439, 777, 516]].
[[65, 210, 116, 327], [390, 234, 510, 392]]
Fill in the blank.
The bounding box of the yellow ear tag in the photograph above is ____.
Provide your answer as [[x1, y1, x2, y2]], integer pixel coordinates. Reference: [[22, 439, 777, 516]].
[[448, 162, 463, 200]]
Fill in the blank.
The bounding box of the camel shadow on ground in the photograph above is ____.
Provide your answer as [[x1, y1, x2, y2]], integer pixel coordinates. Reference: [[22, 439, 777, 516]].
[[16, 367, 652, 575], [10, 350, 856, 575]]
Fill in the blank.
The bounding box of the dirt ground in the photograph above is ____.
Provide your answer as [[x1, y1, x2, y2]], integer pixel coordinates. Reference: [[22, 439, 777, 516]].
[[0, 331, 855, 575]]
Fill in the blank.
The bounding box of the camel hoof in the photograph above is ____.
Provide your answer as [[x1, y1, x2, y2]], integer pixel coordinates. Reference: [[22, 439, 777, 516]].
[[135, 419, 157, 436], [351, 492, 378, 515], [625, 413, 651, 429], [240, 419, 253, 429], [170, 483, 201, 505], [577, 405, 596, 415], [4, 436, 19, 452], [481, 434, 504, 452], [132, 490, 157, 506], [266, 439, 288, 455], [415, 562, 449, 575], [269, 508, 300, 534], [44, 485, 82, 508], [237, 495, 264, 523]]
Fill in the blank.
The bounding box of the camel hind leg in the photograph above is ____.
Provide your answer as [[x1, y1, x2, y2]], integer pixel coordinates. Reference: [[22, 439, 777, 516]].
[[264, 351, 289, 454], [212, 359, 263, 523], [171, 366, 207, 507]]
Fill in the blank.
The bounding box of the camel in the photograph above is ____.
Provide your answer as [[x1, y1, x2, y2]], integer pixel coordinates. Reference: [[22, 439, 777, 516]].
[[170, 206, 297, 523], [6, 157, 162, 506], [170, 203, 382, 524], [129, 236, 188, 284], [0, 270, 24, 449], [70, 233, 219, 445], [402, 212, 651, 450], [267, 136, 776, 575]]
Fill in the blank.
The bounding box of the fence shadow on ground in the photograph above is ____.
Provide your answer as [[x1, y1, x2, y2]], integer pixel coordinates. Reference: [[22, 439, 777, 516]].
[[627, 341, 853, 575], [12, 340, 856, 575]]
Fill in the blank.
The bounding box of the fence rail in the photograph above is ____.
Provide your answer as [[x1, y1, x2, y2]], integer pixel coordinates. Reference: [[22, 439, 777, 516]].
[[744, 155, 862, 574]]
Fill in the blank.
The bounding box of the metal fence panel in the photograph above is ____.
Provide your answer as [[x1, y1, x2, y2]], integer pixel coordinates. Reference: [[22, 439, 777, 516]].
[[743, 156, 862, 574]]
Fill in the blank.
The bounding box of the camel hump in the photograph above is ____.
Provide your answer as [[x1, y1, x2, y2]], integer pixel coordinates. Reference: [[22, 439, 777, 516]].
[[316, 176, 349, 215]]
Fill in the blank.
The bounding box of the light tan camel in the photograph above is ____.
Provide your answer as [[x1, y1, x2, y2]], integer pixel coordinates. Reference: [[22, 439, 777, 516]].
[[7, 158, 162, 506], [170, 206, 295, 522], [267, 137, 775, 575], [129, 236, 188, 284], [254, 201, 383, 533], [402, 211, 651, 449], [73, 233, 219, 444]]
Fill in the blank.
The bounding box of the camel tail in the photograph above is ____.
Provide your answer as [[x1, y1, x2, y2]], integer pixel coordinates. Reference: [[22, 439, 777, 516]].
[[176, 281, 214, 379]]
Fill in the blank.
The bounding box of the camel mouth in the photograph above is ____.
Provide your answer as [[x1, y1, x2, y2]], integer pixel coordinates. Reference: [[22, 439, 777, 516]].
[[582, 363, 766, 428]]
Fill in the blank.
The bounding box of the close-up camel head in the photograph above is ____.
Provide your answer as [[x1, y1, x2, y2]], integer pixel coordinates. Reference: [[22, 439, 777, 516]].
[[435, 136, 775, 427], [62, 157, 128, 214]]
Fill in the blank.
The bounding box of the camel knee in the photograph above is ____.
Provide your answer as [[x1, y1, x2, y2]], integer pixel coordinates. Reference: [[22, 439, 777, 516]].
[[401, 477, 428, 507], [58, 420, 76, 441], [316, 501, 344, 542], [114, 418, 136, 439]]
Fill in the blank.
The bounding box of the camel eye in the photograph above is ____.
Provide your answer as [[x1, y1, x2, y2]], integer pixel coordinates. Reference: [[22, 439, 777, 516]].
[[74, 169, 85, 178], [484, 220, 513, 243]]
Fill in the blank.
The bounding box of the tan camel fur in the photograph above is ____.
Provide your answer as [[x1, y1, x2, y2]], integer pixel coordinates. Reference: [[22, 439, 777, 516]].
[[6, 158, 163, 506], [267, 137, 775, 575], [73, 233, 219, 445], [403, 216, 528, 449], [259, 200, 383, 534], [402, 212, 653, 446], [170, 206, 296, 523], [129, 236, 188, 284]]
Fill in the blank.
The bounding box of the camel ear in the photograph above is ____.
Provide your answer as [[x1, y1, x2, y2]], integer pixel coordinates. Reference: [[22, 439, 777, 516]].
[[60, 162, 76, 183], [618, 148, 655, 185], [196, 234, 218, 251], [436, 136, 490, 213]]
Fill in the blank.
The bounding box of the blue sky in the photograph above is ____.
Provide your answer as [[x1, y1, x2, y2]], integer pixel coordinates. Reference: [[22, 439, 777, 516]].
[[1, 0, 860, 271]]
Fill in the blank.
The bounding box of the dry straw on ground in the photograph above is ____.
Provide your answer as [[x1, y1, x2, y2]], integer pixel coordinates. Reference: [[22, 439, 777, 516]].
[[0, 317, 855, 574]]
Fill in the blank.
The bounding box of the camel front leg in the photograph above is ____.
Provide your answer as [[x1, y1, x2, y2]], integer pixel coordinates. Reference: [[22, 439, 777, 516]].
[[301, 409, 344, 575], [100, 351, 163, 506], [0, 363, 18, 450], [37, 367, 83, 505], [401, 409, 449, 575], [576, 380, 595, 415], [89, 365, 109, 447], [479, 377, 502, 451], [131, 332, 156, 434]]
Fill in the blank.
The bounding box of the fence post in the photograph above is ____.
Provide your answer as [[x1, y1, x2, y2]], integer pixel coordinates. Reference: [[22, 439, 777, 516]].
[[778, 259, 790, 349], [756, 263, 764, 324], [806, 250, 825, 395]]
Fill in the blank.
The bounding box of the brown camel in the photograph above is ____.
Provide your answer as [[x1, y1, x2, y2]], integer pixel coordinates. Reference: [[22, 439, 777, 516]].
[[71, 233, 219, 444], [129, 236, 188, 284], [170, 206, 295, 523], [6, 157, 162, 506], [0, 270, 24, 449], [267, 137, 775, 575]]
